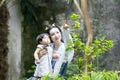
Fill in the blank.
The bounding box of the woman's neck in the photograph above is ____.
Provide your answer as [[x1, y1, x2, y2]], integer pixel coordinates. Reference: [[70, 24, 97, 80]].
[[54, 41, 62, 50]]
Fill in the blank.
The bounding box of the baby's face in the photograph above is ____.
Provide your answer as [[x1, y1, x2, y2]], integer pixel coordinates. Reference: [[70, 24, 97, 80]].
[[41, 35, 50, 45]]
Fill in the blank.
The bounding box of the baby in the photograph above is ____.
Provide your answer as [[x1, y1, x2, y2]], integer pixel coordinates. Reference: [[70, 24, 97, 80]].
[[33, 33, 59, 78]]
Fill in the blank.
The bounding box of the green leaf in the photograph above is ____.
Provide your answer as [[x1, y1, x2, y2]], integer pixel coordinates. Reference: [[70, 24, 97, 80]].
[[71, 13, 80, 20]]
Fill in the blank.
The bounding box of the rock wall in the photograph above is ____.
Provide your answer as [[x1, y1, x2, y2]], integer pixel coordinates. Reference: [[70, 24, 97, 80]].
[[101, 0, 120, 70], [90, 0, 120, 70]]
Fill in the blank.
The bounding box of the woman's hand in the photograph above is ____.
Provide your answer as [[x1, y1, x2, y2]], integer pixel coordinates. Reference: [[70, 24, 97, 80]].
[[63, 20, 69, 29], [56, 54, 60, 59], [52, 53, 60, 59]]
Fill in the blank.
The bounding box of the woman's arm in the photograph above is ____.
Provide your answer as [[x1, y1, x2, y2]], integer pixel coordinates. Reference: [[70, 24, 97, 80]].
[[61, 24, 74, 64]]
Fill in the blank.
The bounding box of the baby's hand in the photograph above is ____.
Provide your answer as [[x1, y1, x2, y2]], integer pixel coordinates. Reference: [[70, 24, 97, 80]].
[[36, 59, 40, 64]]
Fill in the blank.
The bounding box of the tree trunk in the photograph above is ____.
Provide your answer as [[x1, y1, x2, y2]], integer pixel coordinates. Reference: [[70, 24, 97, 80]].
[[0, 3, 9, 80], [74, 0, 94, 73], [81, 0, 94, 73]]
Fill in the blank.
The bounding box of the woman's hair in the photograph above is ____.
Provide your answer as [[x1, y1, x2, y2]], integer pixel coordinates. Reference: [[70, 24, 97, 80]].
[[36, 33, 49, 44], [46, 25, 63, 43]]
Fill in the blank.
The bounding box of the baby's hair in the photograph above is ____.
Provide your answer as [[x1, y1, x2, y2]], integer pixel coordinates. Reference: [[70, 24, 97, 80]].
[[36, 33, 49, 44]]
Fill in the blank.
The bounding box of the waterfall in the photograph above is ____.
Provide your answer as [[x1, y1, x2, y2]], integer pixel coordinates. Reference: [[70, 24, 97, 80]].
[[7, 1, 22, 80]]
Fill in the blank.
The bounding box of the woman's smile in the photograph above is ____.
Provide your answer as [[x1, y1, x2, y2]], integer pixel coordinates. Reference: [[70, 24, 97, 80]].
[[50, 28, 62, 43]]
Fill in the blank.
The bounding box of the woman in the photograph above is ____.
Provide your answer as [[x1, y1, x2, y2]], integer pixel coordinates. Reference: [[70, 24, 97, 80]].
[[46, 24, 74, 76], [46, 25, 65, 76]]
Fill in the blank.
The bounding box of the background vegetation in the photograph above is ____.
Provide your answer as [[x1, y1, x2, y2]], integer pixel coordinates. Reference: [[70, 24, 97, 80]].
[[0, 0, 120, 80]]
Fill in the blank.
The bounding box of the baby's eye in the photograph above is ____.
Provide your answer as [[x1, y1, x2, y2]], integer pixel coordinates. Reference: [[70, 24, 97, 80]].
[[50, 33, 55, 36], [57, 31, 60, 34]]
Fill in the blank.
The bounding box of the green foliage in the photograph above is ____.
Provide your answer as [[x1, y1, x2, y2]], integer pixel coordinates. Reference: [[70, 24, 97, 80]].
[[23, 70, 120, 80], [39, 75, 53, 80], [70, 13, 80, 20], [90, 71, 120, 80], [27, 65, 36, 74], [67, 71, 120, 80], [37, 74, 65, 80], [66, 62, 79, 77], [70, 13, 114, 72], [74, 21, 81, 28], [20, 0, 38, 23]]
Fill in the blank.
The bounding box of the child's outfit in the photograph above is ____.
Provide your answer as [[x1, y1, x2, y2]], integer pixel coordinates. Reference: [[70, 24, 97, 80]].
[[33, 44, 53, 77]]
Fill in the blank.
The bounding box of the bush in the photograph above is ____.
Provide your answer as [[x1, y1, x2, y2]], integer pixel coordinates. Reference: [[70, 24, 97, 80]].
[[68, 70, 120, 80]]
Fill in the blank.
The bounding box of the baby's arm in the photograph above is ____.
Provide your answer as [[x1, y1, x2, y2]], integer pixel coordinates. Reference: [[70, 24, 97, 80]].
[[39, 48, 47, 56], [34, 47, 41, 64]]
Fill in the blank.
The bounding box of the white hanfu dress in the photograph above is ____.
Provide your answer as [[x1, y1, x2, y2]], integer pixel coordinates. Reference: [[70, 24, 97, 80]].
[[34, 44, 53, 77]]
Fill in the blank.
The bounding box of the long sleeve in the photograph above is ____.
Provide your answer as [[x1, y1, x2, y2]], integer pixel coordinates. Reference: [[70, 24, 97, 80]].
[[61, 27, 74, 64], [47, 46, 53, 75], [52, 43, 65, 76]]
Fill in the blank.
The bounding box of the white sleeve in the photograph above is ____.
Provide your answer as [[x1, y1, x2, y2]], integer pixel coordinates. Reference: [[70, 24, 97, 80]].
[[61, 27, 74, 64], [52, 44, 65, 76], [61, 27, 71, 46], [66, 49, 74, 64]]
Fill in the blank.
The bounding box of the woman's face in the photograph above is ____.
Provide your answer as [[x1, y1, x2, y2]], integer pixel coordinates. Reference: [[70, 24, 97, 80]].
[[49, 28, 62, 44]]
